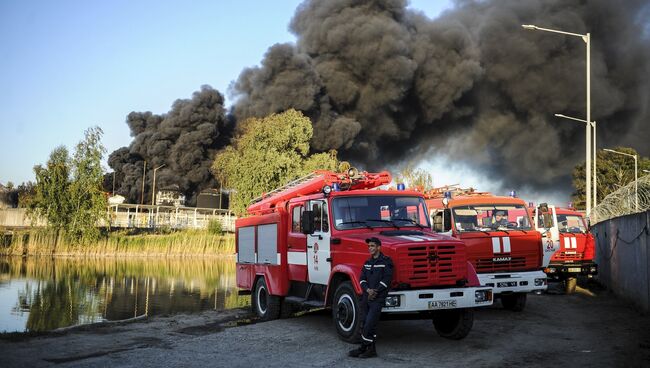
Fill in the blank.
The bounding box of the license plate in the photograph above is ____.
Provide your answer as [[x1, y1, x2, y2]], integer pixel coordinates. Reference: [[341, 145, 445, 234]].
[[568, 267, 581, 272], [428, 300, 457, 309], [497, 281, 518, 288]]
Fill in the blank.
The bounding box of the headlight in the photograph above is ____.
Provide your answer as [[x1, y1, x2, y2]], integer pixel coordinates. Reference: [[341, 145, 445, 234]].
[[475, 289, 492, 303], [384, 295, 401, 307], [534, 278, 547, 286]]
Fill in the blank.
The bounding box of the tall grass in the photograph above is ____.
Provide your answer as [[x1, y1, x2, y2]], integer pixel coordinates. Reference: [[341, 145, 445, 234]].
[[1, 229, 235, 257]]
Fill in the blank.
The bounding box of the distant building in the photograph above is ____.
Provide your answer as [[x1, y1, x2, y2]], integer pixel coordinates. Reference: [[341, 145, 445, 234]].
[[108, 195, 126, 205], [156, 185, 186, 207], [197, 189, 230, 209]]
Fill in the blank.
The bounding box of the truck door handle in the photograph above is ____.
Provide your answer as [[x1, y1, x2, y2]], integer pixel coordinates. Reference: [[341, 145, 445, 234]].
[[307, 245, 313, 248]]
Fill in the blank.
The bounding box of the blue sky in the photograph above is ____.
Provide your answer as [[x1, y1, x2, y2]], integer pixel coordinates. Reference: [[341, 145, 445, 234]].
[[0, 0, 453, 185]]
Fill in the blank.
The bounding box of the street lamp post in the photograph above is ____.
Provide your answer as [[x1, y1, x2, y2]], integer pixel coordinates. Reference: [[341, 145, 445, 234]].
[[603, 148, 638, 211], [523, 24, 591, 215], [151, 164, 166, 205], [554, 114, 597, 207]]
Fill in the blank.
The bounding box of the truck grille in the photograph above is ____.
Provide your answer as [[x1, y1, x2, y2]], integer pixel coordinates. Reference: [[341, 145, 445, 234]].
[[474, 256, 529, 273], [553, 251, 584, 261], [395, 243, 467, 287]]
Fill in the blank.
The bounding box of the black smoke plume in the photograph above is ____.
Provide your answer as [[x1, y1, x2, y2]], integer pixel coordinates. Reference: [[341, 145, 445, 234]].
[[108, 86, 233, 205], [232, 0, 650, 191]]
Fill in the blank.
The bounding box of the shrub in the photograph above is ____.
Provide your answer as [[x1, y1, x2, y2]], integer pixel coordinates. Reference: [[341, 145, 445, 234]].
[[208, 220, 223, 235]]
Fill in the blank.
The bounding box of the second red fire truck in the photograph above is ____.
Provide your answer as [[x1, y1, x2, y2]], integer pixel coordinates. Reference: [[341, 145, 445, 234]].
[[425, 187, 548, 311], [236, 170, 493, 342]]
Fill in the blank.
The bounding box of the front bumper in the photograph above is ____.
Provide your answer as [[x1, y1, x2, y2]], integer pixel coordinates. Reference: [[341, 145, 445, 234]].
[[545, 261, 598, 278], [381, 286, 493, 313], [478, 270, 548, 294]]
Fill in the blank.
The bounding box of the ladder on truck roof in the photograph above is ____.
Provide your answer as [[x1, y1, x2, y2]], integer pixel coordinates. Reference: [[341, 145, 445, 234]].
[[248, 170, 391, 214], [423, 184, 492, 199]]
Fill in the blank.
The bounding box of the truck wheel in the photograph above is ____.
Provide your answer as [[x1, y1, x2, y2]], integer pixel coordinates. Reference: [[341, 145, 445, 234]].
[[252, 277, 280, 321], [501, 293, 527, 312], [565, 277, 577, 294], [432, 308, 474, 340], [332, 281, 362, 343]]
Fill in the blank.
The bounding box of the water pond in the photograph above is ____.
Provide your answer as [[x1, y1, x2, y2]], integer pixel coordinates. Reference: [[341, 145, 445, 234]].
[[0, 256, 248, 333]]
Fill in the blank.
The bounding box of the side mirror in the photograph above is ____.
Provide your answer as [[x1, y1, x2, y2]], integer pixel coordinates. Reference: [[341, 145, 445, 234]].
[[538, 202, 549, 213], [301, 211, 315, 235], [542, 213, 553, 229]]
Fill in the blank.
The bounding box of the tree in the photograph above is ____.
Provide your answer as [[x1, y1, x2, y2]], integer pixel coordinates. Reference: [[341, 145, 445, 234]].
[[212, 109, 338, 215], [29, 127, 108, 242], [395, 163, 434, 191], [572, 147, 650, 209], [30, 146, 72, 230]]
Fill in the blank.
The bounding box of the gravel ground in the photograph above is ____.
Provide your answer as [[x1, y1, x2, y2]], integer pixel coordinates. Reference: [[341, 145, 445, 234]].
[[1, 282, 649, 368]]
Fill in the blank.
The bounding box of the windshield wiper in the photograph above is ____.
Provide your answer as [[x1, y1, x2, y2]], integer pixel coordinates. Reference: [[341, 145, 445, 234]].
[[338, 221, 372, 229], [365, 219, 399, 229], [392, 218, 425, 229]]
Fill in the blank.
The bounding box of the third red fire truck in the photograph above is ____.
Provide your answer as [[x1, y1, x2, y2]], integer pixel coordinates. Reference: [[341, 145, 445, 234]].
[[424, 186, 548, 311], [533, 203, 598, 293], [236, 170, 493, 342]]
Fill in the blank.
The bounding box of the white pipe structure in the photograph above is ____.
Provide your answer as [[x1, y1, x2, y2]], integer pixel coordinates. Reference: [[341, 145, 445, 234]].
[[554, 114, 597, 207], [523, 24, 591, 215], [603, 148, 638, 211], [151, 164, 166, 205]]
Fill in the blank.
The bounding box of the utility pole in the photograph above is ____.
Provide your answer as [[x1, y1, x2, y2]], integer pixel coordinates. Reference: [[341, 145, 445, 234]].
[[151, 164, 166, 205], [140, 160, 147, 205]]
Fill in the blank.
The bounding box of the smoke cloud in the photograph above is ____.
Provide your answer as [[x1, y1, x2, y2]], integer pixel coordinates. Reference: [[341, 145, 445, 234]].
[[109, 0, 649, 203], [108, 86, 232, 205], [232, 0, 650, 191]]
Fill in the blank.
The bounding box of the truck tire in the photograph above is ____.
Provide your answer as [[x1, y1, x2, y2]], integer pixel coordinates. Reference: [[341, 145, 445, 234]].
[[332, 281, 362, 343], [252, 277, 280, 321], [432, 308, 474, 340], [501, 293, 527, 312], [565, 277, 577, 294]]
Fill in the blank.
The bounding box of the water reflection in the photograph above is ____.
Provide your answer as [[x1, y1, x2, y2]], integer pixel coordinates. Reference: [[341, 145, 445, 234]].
[[0, 256, 248, 333]]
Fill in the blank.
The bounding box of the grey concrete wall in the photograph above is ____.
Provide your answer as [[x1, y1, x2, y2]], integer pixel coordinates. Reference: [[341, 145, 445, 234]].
[[592, 210, 650, 311]]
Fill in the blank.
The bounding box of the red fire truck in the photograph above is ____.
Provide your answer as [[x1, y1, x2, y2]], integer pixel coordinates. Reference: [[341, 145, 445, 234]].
[[424, 187, 548, 311], [533, 204, 598, 293], [236, 170, 493, 342]]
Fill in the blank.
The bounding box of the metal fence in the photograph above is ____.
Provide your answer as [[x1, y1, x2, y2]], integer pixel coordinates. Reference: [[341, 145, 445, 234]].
[[108, 204, 236, 232], [590, 174, 650, 224]]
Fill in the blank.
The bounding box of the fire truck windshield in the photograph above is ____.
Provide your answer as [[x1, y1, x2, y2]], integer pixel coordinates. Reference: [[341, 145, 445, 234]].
[[332, 196, 430, 230], [450, 204, 532, 232], [556, 214, 587, 233]]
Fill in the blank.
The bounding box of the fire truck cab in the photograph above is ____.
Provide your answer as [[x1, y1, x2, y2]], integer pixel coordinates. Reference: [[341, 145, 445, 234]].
[[236, 170, 493, 342], [425, 188, 547, 311], [534, 204, 598, 293]]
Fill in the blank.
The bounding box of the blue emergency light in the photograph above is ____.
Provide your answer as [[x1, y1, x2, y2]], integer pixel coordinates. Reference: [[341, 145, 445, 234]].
[[397, 183, 406, 191], [509, 190, 517, 198], [332, 182, 340, 192]]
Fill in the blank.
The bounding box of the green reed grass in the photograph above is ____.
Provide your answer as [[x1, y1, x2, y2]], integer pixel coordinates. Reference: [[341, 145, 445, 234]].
[[1, 229, 235, 257]]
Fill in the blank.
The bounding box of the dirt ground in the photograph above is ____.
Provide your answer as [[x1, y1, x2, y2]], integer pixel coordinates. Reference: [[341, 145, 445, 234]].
[[1, 282, 650, 368]]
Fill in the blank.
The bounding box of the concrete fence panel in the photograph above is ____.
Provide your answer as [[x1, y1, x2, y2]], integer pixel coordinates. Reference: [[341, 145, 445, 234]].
[[592, 210, 650, 311]]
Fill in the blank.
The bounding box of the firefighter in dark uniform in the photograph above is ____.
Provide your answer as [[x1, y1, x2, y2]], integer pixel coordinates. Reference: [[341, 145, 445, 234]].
[[349, 237, 393, 358]]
